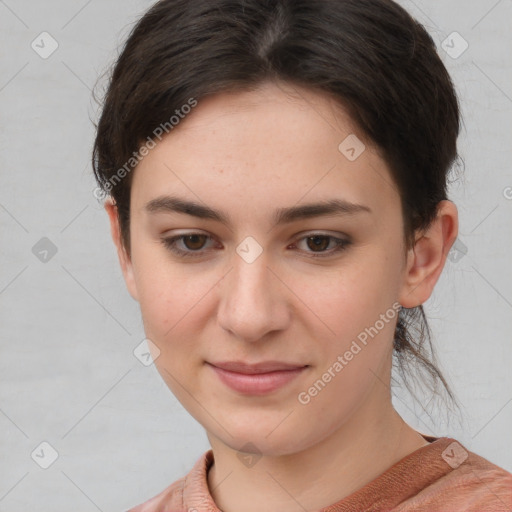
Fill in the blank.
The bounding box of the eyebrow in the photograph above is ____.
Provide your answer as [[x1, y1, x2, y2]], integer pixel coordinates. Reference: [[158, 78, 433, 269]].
[[144, 195, 371, 226]]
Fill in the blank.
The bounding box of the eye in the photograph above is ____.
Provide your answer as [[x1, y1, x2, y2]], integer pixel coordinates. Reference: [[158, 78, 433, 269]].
[[290, 233, 352, 258], [161, 233, 215, 258], [160, 232, 351, 259]]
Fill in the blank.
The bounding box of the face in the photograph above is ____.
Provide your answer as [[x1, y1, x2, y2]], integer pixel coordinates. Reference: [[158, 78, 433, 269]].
[[111, 80, 421, 456]]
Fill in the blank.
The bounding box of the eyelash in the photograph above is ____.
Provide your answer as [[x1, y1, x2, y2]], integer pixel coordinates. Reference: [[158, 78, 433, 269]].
[[160, 232, 351, 259]]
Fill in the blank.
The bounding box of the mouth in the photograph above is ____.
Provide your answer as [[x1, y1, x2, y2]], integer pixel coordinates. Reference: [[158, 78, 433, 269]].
[[206, 361, 309, 395]]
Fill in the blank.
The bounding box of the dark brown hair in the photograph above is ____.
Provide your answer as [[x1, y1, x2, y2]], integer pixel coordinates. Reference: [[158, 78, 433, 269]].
[[92, 0, 462, 416]]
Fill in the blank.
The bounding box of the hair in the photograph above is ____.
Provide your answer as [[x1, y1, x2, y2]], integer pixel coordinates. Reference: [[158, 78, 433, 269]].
[[92, 0, 463, 418]]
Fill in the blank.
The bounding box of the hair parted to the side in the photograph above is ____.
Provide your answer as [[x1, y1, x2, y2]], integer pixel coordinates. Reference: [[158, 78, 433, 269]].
[[92, 0, 463, 419]]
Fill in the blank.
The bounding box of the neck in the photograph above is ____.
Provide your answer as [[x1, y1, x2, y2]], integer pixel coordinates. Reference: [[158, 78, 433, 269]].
[[207, 390, 429, 512]]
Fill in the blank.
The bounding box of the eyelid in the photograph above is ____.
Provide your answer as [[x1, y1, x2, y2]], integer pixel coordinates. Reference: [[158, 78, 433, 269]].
[[160, 231, 217, 257], [294, 229, 349, 240], [290, 232, 351, 257]]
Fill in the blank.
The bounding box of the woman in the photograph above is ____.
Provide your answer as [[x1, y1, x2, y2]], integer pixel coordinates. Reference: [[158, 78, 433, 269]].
[[92, 0, 512, 510]]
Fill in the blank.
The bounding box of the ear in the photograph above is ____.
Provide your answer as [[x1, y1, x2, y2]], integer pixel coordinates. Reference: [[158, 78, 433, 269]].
[[399, 200, 458, 308], [104, 198, 139, 302]]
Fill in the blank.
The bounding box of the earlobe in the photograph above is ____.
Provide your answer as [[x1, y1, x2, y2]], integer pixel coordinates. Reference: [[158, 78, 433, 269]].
[[399, 200, 458, 308], [104, 198, 139, 302]]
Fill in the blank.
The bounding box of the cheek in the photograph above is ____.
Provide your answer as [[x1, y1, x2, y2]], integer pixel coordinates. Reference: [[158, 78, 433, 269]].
[[137, 274, 210, 351], [307, 279, 397, 391], [131, 236, 209, 332], [295, 266, 399, 422], [296, 250, 401, 389], [296, 250, 400, 339], [133, 260, 212, 405]]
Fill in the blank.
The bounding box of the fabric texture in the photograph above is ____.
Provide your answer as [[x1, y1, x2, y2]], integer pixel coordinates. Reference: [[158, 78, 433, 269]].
[[127, 434, 512, 512]]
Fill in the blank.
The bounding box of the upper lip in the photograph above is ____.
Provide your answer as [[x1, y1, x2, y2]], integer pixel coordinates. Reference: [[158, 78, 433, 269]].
[[208, 361, 308, 374]]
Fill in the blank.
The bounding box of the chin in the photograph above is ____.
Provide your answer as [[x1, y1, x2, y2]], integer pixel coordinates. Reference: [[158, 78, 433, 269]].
[[208, 419, 320, 458]]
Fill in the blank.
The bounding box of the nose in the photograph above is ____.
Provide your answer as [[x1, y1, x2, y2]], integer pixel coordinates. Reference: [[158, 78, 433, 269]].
[[216, 250, 291, 343]]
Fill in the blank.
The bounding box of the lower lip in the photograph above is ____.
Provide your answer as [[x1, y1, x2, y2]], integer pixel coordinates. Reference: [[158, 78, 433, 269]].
[[208, 364, 307, 395]]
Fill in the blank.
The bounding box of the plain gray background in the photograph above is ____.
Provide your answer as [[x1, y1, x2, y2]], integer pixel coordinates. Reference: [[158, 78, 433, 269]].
[[1, 0, 511, 511]]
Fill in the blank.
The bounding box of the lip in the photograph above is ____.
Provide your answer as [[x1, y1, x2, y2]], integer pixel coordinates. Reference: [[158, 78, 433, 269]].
[[207, 361, 308, 395]]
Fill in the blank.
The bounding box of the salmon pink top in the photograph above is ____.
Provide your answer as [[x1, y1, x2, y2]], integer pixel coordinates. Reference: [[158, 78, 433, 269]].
[[127, 434, 512, 511]]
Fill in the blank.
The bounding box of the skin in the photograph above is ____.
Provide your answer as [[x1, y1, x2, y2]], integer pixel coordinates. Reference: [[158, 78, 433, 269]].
[[105, 80, 458, 512]]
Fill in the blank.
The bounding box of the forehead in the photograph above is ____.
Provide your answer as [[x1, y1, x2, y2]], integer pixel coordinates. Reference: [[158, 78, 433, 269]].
[[131, 81, 400, 223]]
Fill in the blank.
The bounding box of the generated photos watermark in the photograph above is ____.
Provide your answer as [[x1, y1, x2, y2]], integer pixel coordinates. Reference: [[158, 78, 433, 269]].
[[93, 98, 198, 202], [297, 301, 402, 405]]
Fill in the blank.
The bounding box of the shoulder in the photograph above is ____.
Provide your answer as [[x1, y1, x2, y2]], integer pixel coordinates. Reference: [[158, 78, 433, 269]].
[[446, 448, 512, 510], [398, 440, 512, 512], [126, 476, 187, 512]]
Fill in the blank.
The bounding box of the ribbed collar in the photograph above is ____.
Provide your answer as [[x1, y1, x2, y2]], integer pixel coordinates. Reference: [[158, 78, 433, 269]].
[[181, 434, 461, 512]]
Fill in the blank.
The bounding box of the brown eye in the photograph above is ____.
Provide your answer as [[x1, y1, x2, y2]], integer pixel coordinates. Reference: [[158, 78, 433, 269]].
[[294, 233, 351, 258], [161, 233, 214, 258], [306, 235, 330, 252], [181, 234, 208, 251]]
